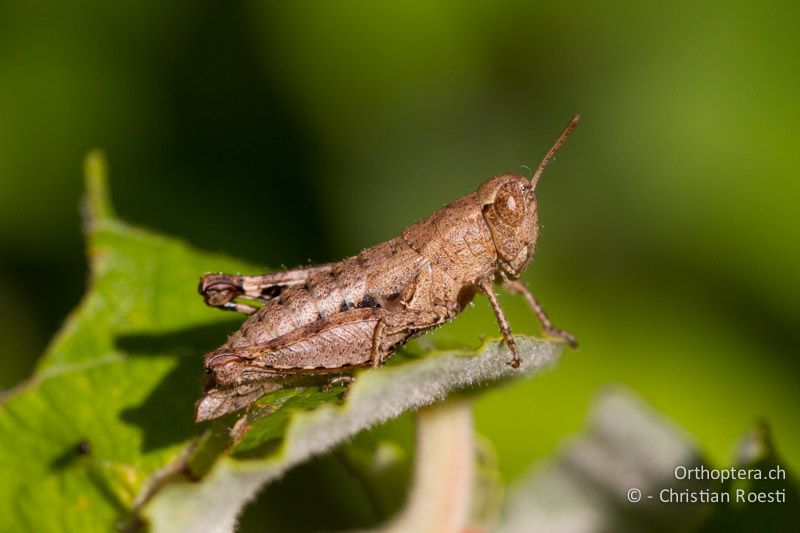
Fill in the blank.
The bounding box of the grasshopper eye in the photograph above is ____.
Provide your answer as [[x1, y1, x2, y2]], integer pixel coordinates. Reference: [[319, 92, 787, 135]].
[[494, 182, 526, 226]]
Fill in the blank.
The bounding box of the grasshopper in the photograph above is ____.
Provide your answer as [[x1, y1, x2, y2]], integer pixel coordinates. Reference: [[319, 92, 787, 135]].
[[195, 116, 580, 421]]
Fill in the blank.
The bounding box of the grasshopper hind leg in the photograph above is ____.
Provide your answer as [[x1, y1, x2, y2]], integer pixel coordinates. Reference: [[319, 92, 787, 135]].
[[198, 274, 258, 314], [199, 263, 336, 315], [321, 375, 356, 393]]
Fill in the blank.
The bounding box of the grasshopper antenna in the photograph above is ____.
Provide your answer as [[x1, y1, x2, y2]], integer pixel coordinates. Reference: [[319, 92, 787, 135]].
[[530, 114, 580, 190]]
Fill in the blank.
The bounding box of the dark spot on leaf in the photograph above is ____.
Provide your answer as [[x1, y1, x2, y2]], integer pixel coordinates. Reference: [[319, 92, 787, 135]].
[[50, 440, 92, 469], [77, 440, 91, 455]]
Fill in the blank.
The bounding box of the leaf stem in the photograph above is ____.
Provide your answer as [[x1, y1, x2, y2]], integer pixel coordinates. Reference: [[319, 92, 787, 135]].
[[382, 398, 475, 533]]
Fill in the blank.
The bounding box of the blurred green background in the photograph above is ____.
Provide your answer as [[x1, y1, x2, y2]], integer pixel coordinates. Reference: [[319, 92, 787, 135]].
[[1, 0, 798, 496]]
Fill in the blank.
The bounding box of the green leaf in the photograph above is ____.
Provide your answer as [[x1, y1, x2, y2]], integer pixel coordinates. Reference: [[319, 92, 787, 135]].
[[499, 389, 800, 533], [699, 422, 800, 532], [0, 153, 565, 532], [0, 153, 257, 532], [499, 389, 710, 532]]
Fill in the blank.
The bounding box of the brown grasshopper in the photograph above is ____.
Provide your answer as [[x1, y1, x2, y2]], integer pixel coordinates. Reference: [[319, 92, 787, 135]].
[[196, 116, 580, 420]]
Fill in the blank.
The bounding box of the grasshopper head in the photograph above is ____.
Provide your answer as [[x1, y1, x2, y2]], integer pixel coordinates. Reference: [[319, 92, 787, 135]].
[[478, 174, 538, 278], [477, 114, 580, 278]]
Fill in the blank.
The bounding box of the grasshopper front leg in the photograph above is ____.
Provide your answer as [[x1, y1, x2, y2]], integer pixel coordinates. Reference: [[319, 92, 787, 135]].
[[199, 263, 335, 315], [477, 278, 520, 368]]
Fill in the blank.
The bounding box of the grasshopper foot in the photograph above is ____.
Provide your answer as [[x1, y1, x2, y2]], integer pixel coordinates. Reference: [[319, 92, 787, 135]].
[[504, 335, 521, 368], [545, 327, 579, 349]]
